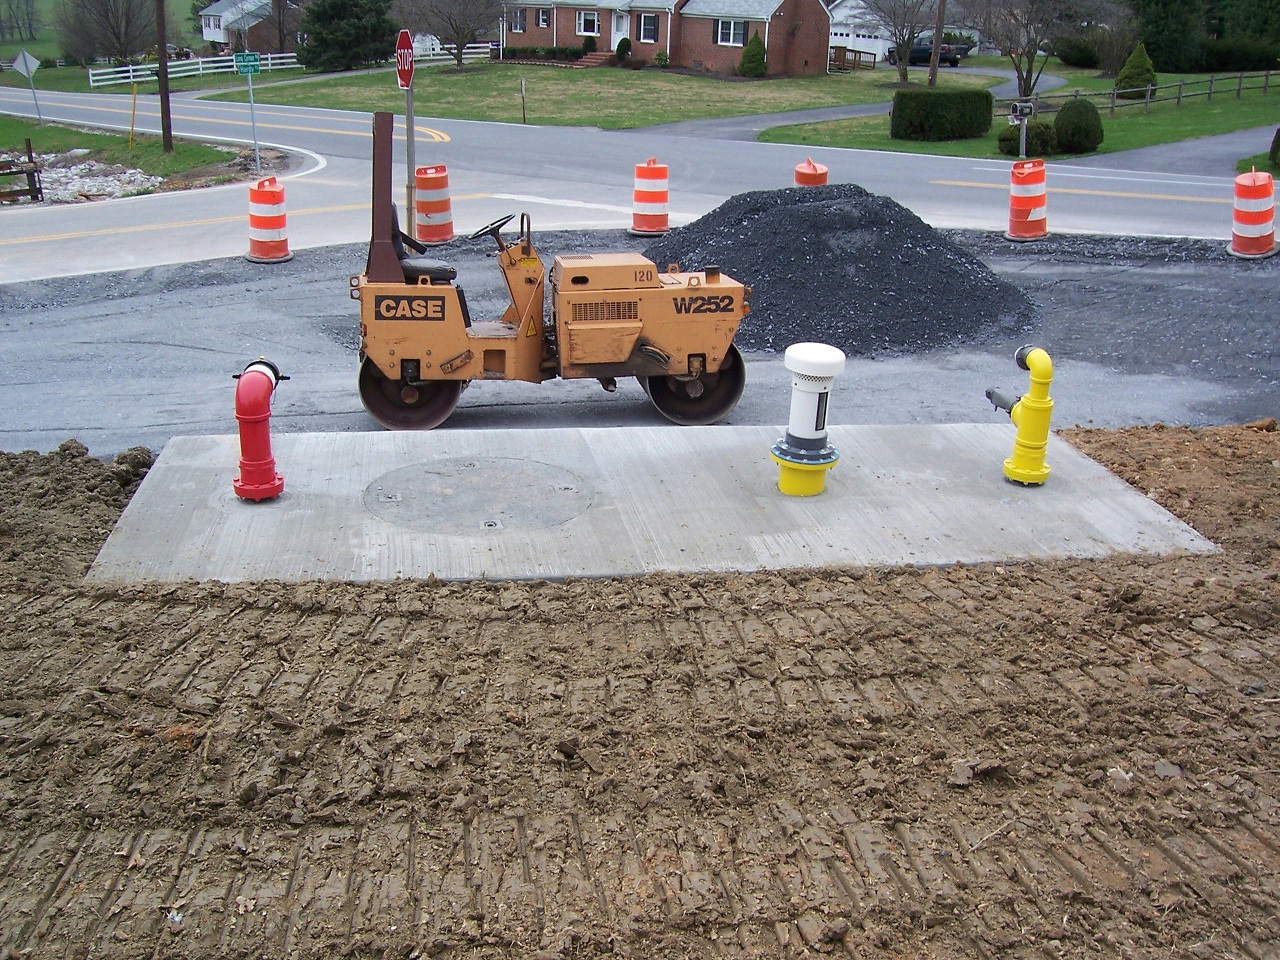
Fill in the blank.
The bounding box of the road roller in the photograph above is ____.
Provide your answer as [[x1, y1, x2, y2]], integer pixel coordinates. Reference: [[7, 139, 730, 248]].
[[351, 111, 751, 429]]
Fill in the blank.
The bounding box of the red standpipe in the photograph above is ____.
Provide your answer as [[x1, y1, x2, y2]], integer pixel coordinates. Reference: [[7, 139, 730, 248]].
[[233, 359, 287, 501]]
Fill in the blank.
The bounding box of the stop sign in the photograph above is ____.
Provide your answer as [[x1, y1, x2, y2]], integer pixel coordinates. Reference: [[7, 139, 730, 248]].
[[395, 29, 414, 89]]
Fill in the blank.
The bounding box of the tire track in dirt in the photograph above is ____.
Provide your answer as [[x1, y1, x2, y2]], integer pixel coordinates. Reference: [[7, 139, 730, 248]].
[[2, 428, 1280, 957]]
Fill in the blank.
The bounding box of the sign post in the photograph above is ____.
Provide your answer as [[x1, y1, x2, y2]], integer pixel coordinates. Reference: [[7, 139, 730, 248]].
[[12, 50, 42, 123], [235, 51, 262, 173], [1009, 101, 1035, 160], [396, 29, 416, 228]]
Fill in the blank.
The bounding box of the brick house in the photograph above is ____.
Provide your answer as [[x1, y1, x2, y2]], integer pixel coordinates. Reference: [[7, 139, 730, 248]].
[[199, 0, 303, 54], [500, 0, 829, 75]]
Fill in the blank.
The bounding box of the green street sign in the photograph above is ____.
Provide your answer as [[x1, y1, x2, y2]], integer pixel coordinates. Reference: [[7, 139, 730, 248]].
[[234, 52, 261, 75]]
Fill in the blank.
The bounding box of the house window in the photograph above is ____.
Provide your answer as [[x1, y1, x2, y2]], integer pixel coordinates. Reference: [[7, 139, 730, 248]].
[[577, 10, 599, 36], [716, 19, 746, 46], [536, 8, 550, 27], [510, 7, 526, 32], [638, 13, 658, 42]]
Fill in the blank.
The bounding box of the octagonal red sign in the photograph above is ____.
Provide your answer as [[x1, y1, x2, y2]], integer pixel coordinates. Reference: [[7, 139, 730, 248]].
[[395, 29, 414, 89]]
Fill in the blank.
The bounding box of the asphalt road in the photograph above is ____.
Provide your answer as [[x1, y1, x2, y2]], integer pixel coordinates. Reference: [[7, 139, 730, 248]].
[[0, 77, 1276, 456], [1, 228, 1275, 457], [0, 78, 1268, 284]]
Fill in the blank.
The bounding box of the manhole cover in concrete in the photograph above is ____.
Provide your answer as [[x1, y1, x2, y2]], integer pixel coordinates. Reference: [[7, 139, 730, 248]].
[[363, 458, 594, 535]]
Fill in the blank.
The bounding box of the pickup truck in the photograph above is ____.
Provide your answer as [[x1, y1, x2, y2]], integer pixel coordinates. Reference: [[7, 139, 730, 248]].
[[886, 41, 962, 67]]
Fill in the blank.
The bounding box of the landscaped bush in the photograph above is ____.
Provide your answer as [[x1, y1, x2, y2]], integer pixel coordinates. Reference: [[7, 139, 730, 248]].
[[1053, 35, 1099, 68], [1053, 97, 1104, 154], [502, 45, 581, 61], [1197, 38, 1280, 72], [654, 50, 669, 68], [582, 36, 597, 54], [739, 31, 766, 77], [615, 37, 631, 61], [890, 89, 994, 141], [1114, 43, 1156, 99], [998, 120, 1057, 157]]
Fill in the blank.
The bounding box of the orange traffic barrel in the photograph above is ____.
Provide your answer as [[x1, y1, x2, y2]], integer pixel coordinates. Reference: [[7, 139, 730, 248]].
[[1005, 159, 1048, 242], [246, 177, 293, 263], [794, 158, 828, 187], [414, 165, 454, 246], [628, 158, 669, 236], [1228, 170, 1276, 259]]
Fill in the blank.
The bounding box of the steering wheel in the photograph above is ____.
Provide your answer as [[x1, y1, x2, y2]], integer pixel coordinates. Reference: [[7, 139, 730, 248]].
[[468, 214, 515, 241]]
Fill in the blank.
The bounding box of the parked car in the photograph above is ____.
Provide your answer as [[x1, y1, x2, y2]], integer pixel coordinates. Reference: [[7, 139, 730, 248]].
[[886, 40, 962, 67]]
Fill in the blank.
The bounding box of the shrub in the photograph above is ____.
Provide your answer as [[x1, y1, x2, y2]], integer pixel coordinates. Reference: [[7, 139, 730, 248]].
[[654, 50, 669, 68], [1053, 98, 1104, 154], [998, 120, 1056, 157], [582, 36, 596, 54], [890, 89, 994, 141], [1198, 38, 1280, 72], [615, 36, 631, 60], [739, 31, 766, 76], [1114, 42, 1156, 99], [1053, 35, 1098, 68], [1270, 127, 1280, 166]]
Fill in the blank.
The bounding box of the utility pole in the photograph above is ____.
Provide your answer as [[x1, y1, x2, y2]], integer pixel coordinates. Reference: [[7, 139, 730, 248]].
[[927, 0, 946, 87], [156, 0, 174, 152]]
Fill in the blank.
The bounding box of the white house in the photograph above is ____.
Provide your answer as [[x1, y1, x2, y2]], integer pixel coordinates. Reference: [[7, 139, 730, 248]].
[[199, 0, 271, 48], [825, 0, 891, 61]]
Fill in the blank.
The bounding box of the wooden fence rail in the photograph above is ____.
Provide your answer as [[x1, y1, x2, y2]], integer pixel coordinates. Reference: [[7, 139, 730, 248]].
[[995, 69, 1273, 117]]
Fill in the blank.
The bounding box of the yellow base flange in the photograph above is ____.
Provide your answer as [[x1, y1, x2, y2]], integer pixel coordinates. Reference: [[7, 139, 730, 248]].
[[772, 454, 836, 496], [1003, 459, 1050, 485]]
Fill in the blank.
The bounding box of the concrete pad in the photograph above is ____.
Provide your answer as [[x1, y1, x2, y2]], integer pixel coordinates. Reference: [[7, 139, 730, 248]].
[[86, 425, 1216, 584]]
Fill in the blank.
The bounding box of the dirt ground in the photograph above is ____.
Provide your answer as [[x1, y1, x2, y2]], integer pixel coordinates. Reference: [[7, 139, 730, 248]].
[[1, 422, 1278, 959]]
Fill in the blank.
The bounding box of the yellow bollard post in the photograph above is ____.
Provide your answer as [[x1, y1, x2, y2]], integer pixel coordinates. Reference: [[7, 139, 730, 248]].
[[1001, 345, 1053, 485]]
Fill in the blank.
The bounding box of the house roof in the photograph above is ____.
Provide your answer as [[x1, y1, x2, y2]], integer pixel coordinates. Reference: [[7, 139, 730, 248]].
[[678, 0, 782, 20], [224, 0, 271, 30], [198, 0, 242, 15], [526, 0, 676, 10]]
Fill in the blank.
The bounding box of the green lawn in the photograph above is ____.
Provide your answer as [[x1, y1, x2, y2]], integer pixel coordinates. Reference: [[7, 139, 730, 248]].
[[203, 61, 996, 129], [759, 65, 1279, 166], [0, 114, 234, 176]]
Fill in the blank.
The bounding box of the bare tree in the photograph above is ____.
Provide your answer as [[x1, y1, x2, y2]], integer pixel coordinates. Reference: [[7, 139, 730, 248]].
[[5, 0, 39, 40], [1089, 0, 1141, 76], [58, 0, 155, 61], [863, 0, 940, 83], [955, 0, 1094, 97], [393, 0, 499, 68], [259, 0, 303, 52]]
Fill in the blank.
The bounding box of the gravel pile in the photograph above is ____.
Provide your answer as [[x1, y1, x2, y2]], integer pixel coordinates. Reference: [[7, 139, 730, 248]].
[[643, 184, 1037, 357]]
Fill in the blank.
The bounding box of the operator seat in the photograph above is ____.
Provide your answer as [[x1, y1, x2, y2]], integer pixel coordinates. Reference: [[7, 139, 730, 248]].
[[390, 204, 472, 327], [391, 204, 457, 283]]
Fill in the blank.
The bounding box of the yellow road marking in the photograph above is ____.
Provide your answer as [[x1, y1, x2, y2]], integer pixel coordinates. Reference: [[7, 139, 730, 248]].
[[0, 204, 367, 246], [0, 193, 494, 247], [932, 180, 1232, 204]]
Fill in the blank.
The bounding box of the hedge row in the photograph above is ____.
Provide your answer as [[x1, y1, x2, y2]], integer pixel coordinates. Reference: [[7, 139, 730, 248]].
[[501, 46, 583, 61], [890, 89, 994, 142], [1054, 34, 1280, 73]]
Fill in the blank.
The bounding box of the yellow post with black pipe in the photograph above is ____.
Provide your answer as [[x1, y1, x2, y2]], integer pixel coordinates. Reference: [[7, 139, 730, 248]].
[[985, 345, 1053, 486]]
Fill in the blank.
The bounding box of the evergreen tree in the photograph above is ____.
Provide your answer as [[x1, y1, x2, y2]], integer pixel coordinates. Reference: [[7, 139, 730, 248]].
[[738, 30, 765, 77], [1128, 0, 1205, 71], [297, 0, 397, 72], [1114, 42, 1156, 98]]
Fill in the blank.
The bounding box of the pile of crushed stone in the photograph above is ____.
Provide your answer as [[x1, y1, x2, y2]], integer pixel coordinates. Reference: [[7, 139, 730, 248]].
[[644, 184, 1037, 357]]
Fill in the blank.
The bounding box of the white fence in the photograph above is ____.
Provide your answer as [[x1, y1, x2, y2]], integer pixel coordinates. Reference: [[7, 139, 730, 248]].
[[87, 52, 300, 88], [86, 44, 491, 88], [416, 43, 493, 65]]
